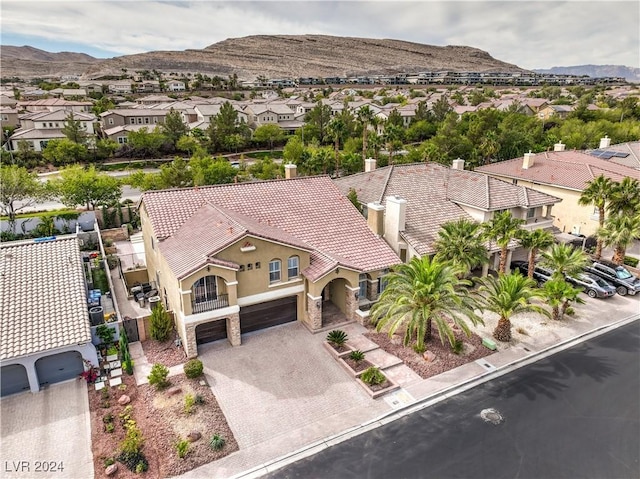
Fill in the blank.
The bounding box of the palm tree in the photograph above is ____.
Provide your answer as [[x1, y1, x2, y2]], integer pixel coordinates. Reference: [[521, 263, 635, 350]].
[[370, 256, 483, 352], [578, 175, 614, 259], [518, 229, 555, 279], [434, 218, 488, 277], [608, 177, 640, 217], [597, 213, 640, 265], [543, 278, 584, 321], [539, 243, 589, 279], [481, 211, 524, 274], [327, 116, 346, 176], [477, 272, 548, 342], [357, 105, 375, 162]]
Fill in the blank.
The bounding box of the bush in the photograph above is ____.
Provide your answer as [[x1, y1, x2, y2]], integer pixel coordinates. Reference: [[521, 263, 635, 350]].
[[96, 324, 115, 346], [326, 329, 348, 347], [348, 350, 365, 363], [106, 254, 119, 270], [175, 439, 190, 459], [623, 256, 639, 268], [194, 394, 205, 405], [147, 363, 169, 389], [183, 359, 203, 379], [451, 339, 464, 355], [117, 451, 148, 473], [184, 394, 195, 415], [120, 422, 144, 454], [360, 367, 386, 386], [150, 303, 173, 342], [565, 306, 576, 316], [209, 434, 226, 451]]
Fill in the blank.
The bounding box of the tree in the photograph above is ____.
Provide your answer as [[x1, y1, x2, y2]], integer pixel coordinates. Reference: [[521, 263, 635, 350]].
[[543, 278, 584, 321], [127, 127, 166, 157], [305, 101, 332, 144], [252, 124, 284, 150], [61, 112, 89, 145], [0, 165, 49, 227], [383, 123, 404, 165], [150, 303, 173, 342], [431, 96, 453, 122], [434, 218, 488, 277], [477, 272, 548, 342], [95, 138, 118, 160], [347, 188, 361, 212], [597, 213, 640, 265], [482, 211, 524, 273], [91, 97, 115, 116], [539, 243, 589, 279], [327, 116, 347, 175], [578, 175, 614, 259], [42, 138, 88, 165], [283, 136, 305, 164], [248, 157, 283, 180], [190, 156, 237, 186], [370, 256, 483, 351], [356, 105, 375, 161], [54, 165, 122, 210], [608, 177, 640, 217], [160, 109, 188, 149], [518, 229, 555, 279]]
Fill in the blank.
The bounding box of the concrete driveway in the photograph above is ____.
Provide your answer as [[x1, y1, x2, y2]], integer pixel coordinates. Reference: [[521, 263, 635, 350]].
[[0, 380, 93, 479], [185, 322, 390, 477]]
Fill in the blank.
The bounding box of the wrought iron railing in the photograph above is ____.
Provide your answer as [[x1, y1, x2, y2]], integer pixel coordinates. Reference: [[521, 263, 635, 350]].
[[191, 294, 229, 314]]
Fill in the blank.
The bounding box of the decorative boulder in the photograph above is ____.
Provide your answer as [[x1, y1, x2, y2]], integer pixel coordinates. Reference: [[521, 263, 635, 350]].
[[187, 431, 202, 442], [167, 386, 182, 396], [118, 394, 131, 405], [423, 350, 436, 362], [105, 464, 118, 476]]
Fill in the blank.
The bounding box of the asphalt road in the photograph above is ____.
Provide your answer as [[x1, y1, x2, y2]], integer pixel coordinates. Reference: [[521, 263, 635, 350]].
[[268, 320, 640, 479]]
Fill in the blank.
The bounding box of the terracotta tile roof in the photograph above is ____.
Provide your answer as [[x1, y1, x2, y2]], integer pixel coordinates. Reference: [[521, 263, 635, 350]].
[[0, 236, 91, 361], [476, 151, 640, 190], [142, 177, 400, 278], [335, 163, 560, 256]]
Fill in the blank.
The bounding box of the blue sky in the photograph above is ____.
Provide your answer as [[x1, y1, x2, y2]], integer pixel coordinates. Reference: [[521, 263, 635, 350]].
[[1, 1, 638, 70]]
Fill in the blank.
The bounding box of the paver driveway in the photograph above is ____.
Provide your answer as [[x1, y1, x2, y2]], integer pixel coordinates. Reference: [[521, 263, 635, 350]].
[[0, 380, 93, 479], [187, 322, 389, 476]]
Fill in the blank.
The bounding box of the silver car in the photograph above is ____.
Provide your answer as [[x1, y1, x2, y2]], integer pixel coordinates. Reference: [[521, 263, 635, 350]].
[[566, 272, 616, 299]]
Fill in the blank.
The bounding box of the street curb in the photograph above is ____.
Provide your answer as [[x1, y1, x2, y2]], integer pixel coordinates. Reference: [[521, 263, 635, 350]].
[[231, 313, 639, 478]]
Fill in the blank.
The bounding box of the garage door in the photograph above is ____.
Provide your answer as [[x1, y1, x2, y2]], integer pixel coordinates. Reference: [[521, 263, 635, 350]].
[[35, 351, 84, 386], [240, 296, 297, 334], [1, 364, 30, 397], [196, 319, 227, 345]]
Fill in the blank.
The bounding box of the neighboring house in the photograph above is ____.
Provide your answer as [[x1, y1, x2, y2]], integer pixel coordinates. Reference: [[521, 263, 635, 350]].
[[193, 104, 248, 124], [0, 236, 98, 396], [244, 103, 296, 127], [136, 95, 175, 106], [585, 137, 640, 170], [102, 124, 151, 144], [18, 98, 92, 113], [139, 171, 400, 358], [167, 80, 186, 92], [100, 109, 168, 128], [49, 88, 88, 99], [107, 81, 134, 95], [134, 81, 161, 93], [537, 104, 573, 120], [477, 144, 640, 236], [334, 160, 561, 273], [9, 110, 96, 151], [0, 107, 20, 129]]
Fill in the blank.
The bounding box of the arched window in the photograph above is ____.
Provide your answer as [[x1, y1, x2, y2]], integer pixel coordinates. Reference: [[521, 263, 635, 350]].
[[192, 275, 217, 303], [287, 256, 299, 279], [269, 259, 281, 283]]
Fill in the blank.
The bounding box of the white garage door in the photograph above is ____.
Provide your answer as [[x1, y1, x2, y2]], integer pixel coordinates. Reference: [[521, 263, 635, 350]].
[[1, 364, 30, 396], [35, 351, 84, 386]]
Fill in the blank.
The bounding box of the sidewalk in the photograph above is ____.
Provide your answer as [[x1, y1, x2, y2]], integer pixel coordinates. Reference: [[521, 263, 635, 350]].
[[178, 294, 639, 479]]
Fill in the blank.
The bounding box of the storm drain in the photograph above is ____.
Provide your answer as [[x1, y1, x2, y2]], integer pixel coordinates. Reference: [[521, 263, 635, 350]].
[[475, 359, 496, 371], [480, 408, 504, 425]]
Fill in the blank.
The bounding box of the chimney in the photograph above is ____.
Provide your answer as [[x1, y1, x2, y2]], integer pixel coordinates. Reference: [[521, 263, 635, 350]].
[[599, 136, 611, 148], [522, 151, 535, 169], [364, 158, 376, 172], [384, 196, 407, 255], [284, 163, 297, 179], [554, 142, 566, 152], [367, 202, 385, 236], [452, 158, 465, 170]]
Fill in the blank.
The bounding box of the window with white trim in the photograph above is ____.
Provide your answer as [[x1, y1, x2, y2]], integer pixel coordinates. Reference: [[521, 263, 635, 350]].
[[287, 256, 299, 279], [269, 259, 281, 283]]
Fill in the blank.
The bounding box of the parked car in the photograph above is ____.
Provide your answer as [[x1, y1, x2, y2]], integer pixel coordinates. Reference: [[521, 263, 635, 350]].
[[584, 260, 640, 296], [565, 272, 616, 299], [510, 261, 554, 287]]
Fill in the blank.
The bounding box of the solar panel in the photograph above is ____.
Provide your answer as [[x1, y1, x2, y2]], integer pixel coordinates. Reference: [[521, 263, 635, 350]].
[[588, 149, 630, 160]]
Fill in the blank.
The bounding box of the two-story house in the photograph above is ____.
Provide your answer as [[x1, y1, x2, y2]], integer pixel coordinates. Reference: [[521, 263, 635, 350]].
[[334, 160, 561, 273], [100, 109, 168, 129], [9, 110, 96, 151], [139, 171, 400, 358]]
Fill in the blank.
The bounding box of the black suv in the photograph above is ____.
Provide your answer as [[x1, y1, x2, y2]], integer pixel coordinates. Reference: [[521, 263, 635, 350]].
[[510, 260, 554, 287], [584, 260, 640, 296]]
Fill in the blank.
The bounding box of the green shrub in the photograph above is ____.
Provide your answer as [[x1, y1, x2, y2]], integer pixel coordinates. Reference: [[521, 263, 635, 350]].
[[135, 461, 148, 473], [96, 324, 115, 346], [120, 422, 144, 454], [175, 439, 190, 459], [183, 359, 203, 379], [360, 367, 386, 386], [565, 306, 576, 316], [105, 422, 115, 433], [103, 457, 115, 467], [623, 256, 639, 268], [93, 268, 109, 294], [150, 304, 173, 342], [123, 357, 134, 375], [326, 329, 348, 347], [209, 434, 226, 451], [147, 363, 169, 390], [451, 339, 464, 355], [348, 350, 365, 363], [117, 450, 148, 473], [412, 343, 425, 354], [194, 394, 205, 405], [184, 394, 195, 415]]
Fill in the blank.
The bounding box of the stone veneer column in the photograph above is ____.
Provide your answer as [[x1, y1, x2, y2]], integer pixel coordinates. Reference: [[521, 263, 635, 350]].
[[345, 285, 359, 321], [227, 314, 241, 346], [367, 279, 379, 302], [185, 323, 198, 359], [306, 294, 322, 330]]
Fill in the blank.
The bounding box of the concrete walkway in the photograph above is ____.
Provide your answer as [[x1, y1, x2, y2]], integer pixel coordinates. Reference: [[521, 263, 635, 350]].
[[129, 341, 185, 385]]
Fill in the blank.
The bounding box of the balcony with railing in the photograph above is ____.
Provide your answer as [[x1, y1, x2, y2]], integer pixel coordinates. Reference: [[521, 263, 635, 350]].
[[521, 215, 554, 231], [191, 294, 229, 314]]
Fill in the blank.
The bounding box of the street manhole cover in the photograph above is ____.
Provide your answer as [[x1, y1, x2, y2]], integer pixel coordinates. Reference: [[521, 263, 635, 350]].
[[480, 408, 504, 425]]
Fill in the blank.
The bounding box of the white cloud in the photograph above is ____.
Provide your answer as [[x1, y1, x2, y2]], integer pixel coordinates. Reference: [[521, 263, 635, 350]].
[[1, 1, 638, 69]]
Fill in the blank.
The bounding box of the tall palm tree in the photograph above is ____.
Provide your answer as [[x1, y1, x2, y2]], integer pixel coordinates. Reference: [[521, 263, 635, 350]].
[[578, 175, 614, 259], [357, 105, 375, 162], [477, 272, 548, 342], [539, 243, 590, 279], [434, 218, 488, 277], [543, 278, 584, 321], [518, 229, 555, 279], [608, 177, 640, 217], [327, 116, 346, 176], [370, 256, 483, 351], [597, 213, 640, 265], [482, 211, 524, 274]]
